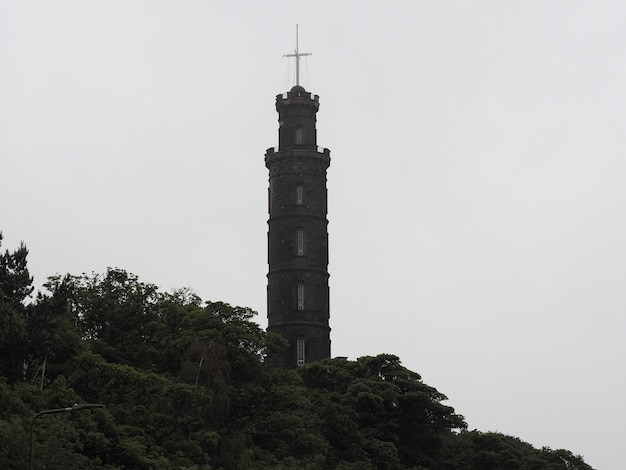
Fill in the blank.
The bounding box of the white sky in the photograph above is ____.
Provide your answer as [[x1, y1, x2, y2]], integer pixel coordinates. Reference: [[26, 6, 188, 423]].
[[1, 2, 624, 468]]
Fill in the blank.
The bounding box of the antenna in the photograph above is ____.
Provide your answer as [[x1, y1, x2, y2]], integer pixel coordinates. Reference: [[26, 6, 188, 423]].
[[283, 24, 311, 87]]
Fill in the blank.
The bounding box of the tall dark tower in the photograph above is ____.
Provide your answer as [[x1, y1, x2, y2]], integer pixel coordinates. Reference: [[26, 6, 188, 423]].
[[265, 39, 331, 368]]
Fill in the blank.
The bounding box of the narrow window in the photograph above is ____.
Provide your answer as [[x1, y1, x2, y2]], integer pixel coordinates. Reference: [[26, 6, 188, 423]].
[[297, 339, 306, 366], [295, 127, 304, 145], [297, 282, 305, 310], [297, 229, 305, 256], [296, 185, 304, 205]]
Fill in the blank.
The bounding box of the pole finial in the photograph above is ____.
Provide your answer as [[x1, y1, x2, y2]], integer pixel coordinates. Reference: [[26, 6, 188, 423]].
[[283, 24, 311, 87]]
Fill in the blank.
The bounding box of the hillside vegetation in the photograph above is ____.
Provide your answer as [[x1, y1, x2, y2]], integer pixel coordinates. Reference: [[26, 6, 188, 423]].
[[0, 234, 594, 469]]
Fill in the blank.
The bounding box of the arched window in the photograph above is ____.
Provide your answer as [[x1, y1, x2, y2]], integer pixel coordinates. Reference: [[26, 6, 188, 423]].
[[296, 185, 304, 205], [297, 282, 305, 311], [296, 228, 305, 256], [295, 127, 304, 145], [296, 339, 306, 366]]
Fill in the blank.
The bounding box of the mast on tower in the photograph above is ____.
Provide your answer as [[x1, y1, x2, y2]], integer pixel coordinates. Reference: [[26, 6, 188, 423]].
[[283, 24, 312, 87]]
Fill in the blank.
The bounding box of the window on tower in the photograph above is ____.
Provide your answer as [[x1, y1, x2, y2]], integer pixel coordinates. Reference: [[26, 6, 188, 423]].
[[297, 282, 305, 310], [297, 339, 306, 366], [295, 127, 304, 145], [296, 185, 304, 205], [296, 228, 305, 256]]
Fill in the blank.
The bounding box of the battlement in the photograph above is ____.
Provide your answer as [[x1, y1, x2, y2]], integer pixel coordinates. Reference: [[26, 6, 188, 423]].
[[276, 86, 320, 110], [266, 146, 329, 157]]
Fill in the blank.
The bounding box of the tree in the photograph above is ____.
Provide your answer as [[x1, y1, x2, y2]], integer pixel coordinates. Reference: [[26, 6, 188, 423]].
[[0, 233, 33, 307], [24, 275, 84, 387], [299, 355, 467, 469], [0, 233, 33, 382], [69, 351, 214, 469], [437, 431, 596, 470]]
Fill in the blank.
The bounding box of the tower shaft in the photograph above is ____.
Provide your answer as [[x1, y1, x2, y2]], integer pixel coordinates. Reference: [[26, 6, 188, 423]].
[[265, 86, 331, 368]]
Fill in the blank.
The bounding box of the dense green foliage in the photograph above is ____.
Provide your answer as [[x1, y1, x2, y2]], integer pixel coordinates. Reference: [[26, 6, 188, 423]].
[[0, 234, 594, 469]]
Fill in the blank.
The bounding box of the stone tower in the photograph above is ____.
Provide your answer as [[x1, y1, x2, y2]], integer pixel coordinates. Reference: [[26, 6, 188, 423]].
[[265, 84, 331, 368]]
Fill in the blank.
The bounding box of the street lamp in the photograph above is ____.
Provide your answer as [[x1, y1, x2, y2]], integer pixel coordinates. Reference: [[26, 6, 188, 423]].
[[29, 403, 105, 470]]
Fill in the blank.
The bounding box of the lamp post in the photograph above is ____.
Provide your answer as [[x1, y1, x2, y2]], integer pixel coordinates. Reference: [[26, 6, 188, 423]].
[[29, 403, 105, 470]]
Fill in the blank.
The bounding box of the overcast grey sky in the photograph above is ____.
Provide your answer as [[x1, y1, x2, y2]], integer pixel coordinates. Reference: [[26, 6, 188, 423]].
[[2, 1, 625, 468]]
